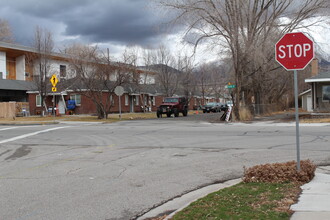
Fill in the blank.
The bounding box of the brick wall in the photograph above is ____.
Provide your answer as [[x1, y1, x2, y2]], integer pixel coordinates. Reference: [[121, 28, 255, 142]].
[[27, 93, 209, 115]]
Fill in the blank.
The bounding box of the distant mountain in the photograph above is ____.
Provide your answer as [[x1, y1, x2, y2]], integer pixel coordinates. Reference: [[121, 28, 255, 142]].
[[319, 58, 330, 72]]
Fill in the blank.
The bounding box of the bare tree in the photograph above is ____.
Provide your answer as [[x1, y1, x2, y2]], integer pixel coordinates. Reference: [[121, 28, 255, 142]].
[[27, 26, 54, 116], [176, 53, 196, 102], [141, 47, 157, 86], [195, 64, 212, 105], [121, 46, 157, 112], [208, 62, 228, 101], [67, 44, 127, 119], [154, 45, 179, 97], [0, 19, 14, 43], [158, 0, 329, 119], [120, 46, 146, 111], [192, 61, 231, 107], [130, 47, 158, 112]]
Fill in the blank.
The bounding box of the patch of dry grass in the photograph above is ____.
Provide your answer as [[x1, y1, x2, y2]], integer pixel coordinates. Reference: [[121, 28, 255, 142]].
[[2, 110, 206, 123], [0, 112, 158, 123], [261, 110, 295, 117], [300, 118, 330, 123], [239, 107, 253, 121], [0, 116, 61, 123], [107, 112, 157, 120]]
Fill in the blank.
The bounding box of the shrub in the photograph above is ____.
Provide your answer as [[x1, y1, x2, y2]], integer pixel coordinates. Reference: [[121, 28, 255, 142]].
[[243, 160, 316, 184]]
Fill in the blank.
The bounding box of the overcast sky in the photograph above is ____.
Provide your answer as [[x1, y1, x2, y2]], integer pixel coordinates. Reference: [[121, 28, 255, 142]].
[[0, 0, 187, 60], [0, 0, 329, 63]]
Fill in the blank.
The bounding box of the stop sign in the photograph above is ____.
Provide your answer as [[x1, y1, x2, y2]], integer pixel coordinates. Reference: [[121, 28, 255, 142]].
[[275, 32, 314, 70]]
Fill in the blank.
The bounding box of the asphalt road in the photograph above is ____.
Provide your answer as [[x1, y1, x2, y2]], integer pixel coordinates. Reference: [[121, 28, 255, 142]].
[[0, 114, 330, 220]]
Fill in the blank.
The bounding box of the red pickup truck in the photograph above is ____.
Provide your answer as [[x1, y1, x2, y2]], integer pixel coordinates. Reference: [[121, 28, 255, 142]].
[[156, 97, 188, 118]]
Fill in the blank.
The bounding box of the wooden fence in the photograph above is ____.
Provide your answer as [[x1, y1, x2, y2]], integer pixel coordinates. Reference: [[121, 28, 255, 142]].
[[0, 102, 30, 118]]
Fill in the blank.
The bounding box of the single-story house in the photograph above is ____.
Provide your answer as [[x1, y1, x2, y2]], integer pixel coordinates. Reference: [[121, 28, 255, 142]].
[[305, 71, 330, 112], [299, 89, 312, 112]]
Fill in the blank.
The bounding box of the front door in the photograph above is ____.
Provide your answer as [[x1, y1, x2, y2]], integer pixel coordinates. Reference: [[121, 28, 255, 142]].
[[58, 99, 66, 114], [129, 96, 134, 113], [307, 95, 312, 112]]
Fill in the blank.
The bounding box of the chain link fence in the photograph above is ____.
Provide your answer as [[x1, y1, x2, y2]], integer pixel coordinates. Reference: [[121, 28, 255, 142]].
[[242, 104, 286, 116]]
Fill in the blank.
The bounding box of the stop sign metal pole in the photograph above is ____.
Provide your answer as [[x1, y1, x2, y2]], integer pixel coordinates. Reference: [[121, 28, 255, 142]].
[[115, 86, 124, 120], [276, 32, 314, 172], [293, 70, 301, 171], [118, 95, 122, 120]]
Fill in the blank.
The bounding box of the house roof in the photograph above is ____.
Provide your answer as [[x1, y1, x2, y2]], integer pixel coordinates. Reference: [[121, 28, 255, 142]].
[[0, 41, 69, 60], [0, 79, 35, 91], [0, 41, 37, 54], [305, 71, 330, 83], [299, 89, 311, 97], [0, 42, 149, 72], [124, 83, 160, 95]]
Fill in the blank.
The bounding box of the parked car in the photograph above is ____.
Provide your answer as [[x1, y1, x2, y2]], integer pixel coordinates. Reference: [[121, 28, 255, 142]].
[[156, 97, 188, 118], [226, 100, 233, 107], [218, 102, 229, 112], [202, 102, 221, 113]]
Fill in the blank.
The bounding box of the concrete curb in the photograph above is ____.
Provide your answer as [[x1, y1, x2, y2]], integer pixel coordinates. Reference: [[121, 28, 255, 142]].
[[137, 178, 241, 220]]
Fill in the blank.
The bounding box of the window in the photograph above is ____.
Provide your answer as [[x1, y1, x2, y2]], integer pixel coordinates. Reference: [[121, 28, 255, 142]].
[[60, 65, 66, 78], [125, 94, 129, 106], [76, 94, 81, 105], [322, 85, 330, 102], [70, 94, 81, 106], [135, 95, 139, 106], [36, 95, 41, 107], [152, 96, 156, 106]]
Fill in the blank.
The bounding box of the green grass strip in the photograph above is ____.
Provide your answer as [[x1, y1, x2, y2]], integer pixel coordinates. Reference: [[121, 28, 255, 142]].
[[172, 182, 293, 220]]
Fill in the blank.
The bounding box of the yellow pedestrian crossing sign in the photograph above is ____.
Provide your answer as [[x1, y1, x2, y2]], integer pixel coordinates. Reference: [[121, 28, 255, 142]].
[[50, 74, 58, 87]]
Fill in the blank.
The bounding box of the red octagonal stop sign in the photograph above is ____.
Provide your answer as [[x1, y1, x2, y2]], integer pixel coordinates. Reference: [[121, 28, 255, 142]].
[[275, 32, 314, 70]]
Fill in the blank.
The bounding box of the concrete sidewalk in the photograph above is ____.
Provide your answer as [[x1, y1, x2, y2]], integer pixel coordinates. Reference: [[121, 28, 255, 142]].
[[291, 166, 330, 220]]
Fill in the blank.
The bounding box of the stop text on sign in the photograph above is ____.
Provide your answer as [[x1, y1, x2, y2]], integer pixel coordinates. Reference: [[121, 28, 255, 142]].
[[275, 32, 314, 70], [278, 43, 311, 59]]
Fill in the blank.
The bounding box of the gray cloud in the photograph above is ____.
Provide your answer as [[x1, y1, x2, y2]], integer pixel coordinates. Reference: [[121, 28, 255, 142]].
[[0, 0, 175, 46], [62, 0, 169, 44]]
